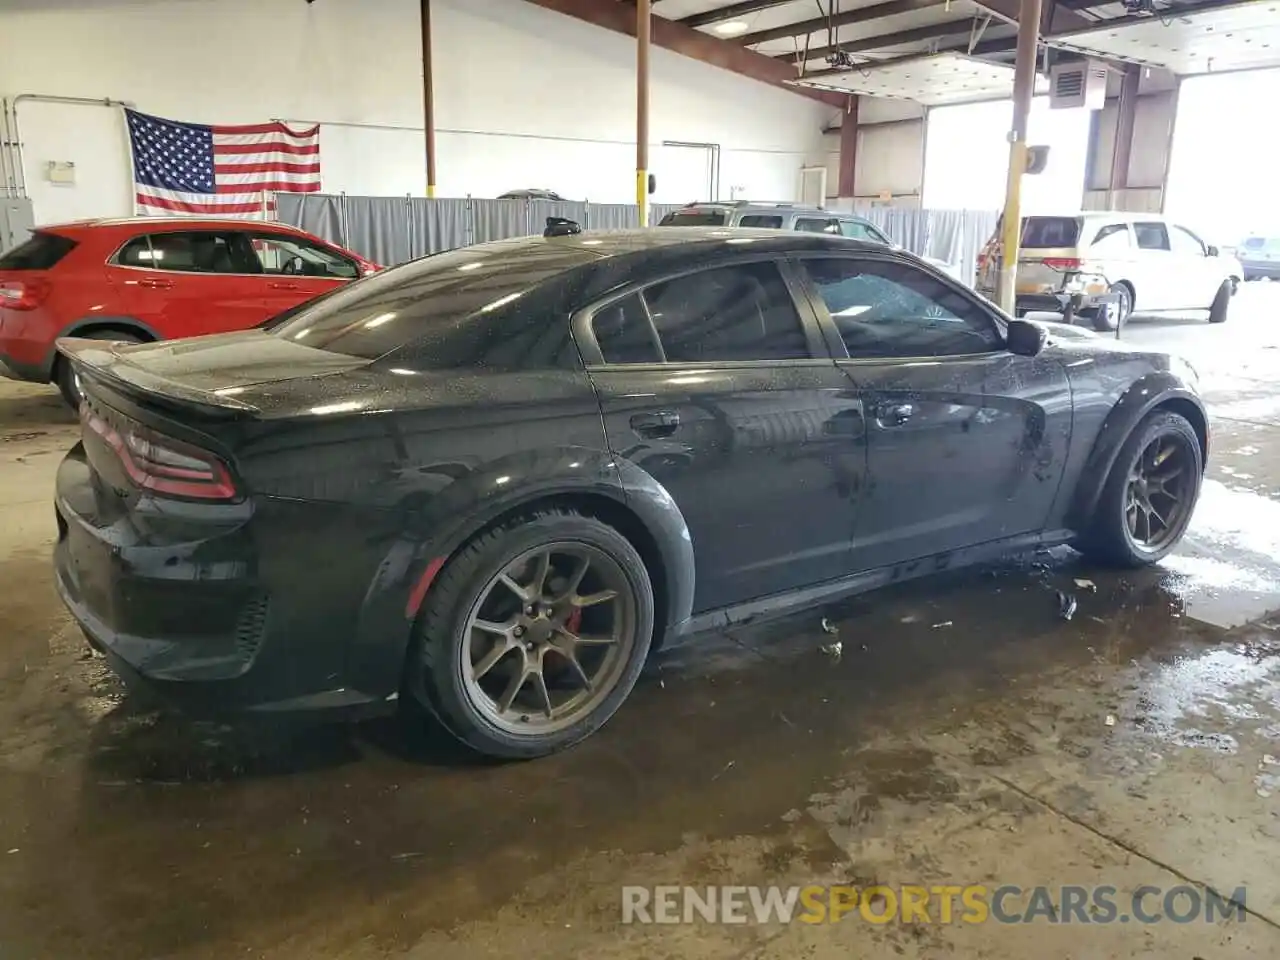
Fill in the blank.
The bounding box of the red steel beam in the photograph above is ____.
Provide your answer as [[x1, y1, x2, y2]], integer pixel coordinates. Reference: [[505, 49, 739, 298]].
[[517, 0, 846, 107], [837, 95, 858, 198]]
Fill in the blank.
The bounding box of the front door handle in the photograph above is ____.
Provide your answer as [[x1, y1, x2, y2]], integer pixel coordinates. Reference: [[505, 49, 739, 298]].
[[137, 278, 174, 290], [269, 281, 300, 291], [630, 410, 680, 438], [875, 402, 915, 427]]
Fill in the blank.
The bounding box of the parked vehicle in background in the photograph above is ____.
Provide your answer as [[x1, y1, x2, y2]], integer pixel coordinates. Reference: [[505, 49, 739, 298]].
[[0, 218, 379, 407], [54, 227, 1206, 760], [498, 189, 567, 201], [1239, 235, 1280, 280], [976, 212, 1242, 332], [657, 201, 965, 282]]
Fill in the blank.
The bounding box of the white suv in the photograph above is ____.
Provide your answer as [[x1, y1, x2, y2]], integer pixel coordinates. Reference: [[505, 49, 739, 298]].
[[976, 213, 1243, 330]]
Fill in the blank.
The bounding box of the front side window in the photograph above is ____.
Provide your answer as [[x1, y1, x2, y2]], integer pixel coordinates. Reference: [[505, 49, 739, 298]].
[[117, 232, 255, 273], [642, 262, 810, 363], [251, 234, 358, 279], [1169, 226, 1206, 256], [840, 220, 889, 244], [800, 257, 1002, 359], [1134, 222, 1171, 251]]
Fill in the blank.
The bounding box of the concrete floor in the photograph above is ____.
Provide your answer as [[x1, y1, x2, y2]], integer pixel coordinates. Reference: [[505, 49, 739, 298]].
[[3, 289, 1280, 959]]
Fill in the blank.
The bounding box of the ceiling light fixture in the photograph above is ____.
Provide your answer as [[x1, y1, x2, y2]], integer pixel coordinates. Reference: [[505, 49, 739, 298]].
[[715, 21, 750, 36]]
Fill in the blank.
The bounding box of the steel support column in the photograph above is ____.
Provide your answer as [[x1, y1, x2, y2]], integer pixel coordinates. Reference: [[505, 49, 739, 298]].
[[837, 96, 859, 199], [421, 0, 437, 198], [996, 0, 1043, 314], [637, 0, 651, 223], [1108, 65, 1140, 208]]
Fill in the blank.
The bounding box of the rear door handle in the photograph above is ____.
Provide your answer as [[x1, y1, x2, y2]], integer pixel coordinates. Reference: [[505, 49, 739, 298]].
[[630, 410, 680, 438], [269, 281, 300, 291], [136, 278, 175, 290], [875, 402, 915, 427]]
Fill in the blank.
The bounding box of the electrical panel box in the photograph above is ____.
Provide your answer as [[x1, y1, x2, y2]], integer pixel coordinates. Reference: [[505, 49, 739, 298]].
[[1049, 60, 1109, 110], [0, 198, 35, 252]]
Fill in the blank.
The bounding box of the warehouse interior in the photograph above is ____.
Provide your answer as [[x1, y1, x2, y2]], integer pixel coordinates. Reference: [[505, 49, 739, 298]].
[[3, 0, 1280, 957]]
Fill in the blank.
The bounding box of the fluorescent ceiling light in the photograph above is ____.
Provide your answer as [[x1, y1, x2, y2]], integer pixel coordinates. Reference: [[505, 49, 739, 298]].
[[714, 21, 749, 36]]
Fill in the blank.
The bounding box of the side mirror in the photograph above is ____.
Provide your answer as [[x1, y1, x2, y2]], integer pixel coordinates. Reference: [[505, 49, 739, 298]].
[[1206, 244, 1220, 257], [648, 173, 657, 195], [1006, 318, 1047, 357]]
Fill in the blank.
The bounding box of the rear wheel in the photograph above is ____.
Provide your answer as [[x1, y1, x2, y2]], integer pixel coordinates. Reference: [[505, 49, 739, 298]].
[[1077, 410, 1202, 567], [1090, 282, 1131, 333], [407, 508, 654, 758], [55, 330, 144, 408], [1208, 280, 1232, 324]]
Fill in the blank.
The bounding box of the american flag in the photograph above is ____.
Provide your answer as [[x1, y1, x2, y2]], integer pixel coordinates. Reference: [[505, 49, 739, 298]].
[[125, 109, 321, 217]]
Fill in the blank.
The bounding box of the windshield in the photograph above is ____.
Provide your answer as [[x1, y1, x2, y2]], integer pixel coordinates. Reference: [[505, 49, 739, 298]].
[[269, 239, 593, 361], [658, 211, 727, 226]]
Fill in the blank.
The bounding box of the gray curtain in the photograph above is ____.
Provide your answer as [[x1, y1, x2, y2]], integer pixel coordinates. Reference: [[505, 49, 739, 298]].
[[856, 206, 998, 287]]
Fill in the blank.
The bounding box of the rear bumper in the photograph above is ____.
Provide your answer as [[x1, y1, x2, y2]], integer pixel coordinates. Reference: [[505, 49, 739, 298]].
[[53, 443, 405, 721]]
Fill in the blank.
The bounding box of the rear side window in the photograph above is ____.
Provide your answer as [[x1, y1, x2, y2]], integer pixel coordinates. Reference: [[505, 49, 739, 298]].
[[1134, 222, 1171, 251], [593, 295, 661, 364], [738, 215, 783, 228], [116, 232, 257, 273], [1089, 223, 1132, 254], [643, 262, 809, 363], [0, 232, 77, 270], [658, 211, 727, 226], [1021, 217, 1081, 248]]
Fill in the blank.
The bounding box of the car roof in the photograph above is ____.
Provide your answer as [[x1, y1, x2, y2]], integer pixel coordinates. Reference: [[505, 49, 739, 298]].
[[41, 217, 312, 234], [676, 201, 863, 217]]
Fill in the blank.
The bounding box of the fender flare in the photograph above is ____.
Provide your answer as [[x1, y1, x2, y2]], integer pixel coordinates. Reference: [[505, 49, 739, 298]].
[[40, 316, 162, 380], [1067, 373, 1207, 530], [346, 446, 696, 698]]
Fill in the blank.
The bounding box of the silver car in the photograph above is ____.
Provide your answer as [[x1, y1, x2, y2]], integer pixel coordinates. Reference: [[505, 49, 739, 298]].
[[976, 212, 1243, 331], [657, 201, 963, 281]]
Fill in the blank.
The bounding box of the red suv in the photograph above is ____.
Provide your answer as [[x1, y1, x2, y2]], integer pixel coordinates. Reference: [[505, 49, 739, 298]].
[[0, 217, 379, 406]]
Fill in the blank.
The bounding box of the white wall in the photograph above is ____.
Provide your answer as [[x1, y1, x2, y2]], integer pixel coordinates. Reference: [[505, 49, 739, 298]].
[[0, 0, 830, 224]]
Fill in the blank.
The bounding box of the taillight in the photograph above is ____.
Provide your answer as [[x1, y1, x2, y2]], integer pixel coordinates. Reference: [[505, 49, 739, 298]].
[[1041, 257, 1082, 271], [83, 409, 239, 501], [0, 279, 50, 311]]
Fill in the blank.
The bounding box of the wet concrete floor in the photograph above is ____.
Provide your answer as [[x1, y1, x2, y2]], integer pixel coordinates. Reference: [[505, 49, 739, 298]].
[[3, 288, 1280, 958]]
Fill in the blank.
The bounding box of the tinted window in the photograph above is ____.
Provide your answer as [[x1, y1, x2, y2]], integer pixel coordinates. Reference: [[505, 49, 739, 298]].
[[840, 220, 888, 243], [1021, 216, 1081, 248], [795, 217, 839, 234], [802, 257, 1002, 359], [0, 231, 76, 270], [738, 215, 783, 228], [1134, 222, 1171, 251], [593, 294, 660, 364], [271, 239, 594, 363], [658, 211, 727, 226], [641, 262, 809, 363], [1089, 223, 1132, 254], [119, 232, 256, 273], [1169, 226, 1204, 256], [250, 234, 358, 279]]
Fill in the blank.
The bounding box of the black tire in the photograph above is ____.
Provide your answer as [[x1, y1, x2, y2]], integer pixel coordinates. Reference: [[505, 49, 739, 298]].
[[407, 507, 654, 759], [1208, 280, 1231, 324], [55, 330, 144, 408], [1090, 282, 1132, 333], [1077, 410, 1202, 568]]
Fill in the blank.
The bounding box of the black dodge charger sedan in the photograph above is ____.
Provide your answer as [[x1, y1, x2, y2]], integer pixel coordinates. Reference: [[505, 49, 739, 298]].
[[54, 228, 1207, 758]]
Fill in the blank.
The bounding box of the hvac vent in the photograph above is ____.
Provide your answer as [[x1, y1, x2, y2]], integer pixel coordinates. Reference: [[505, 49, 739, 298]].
[[1049, 60, 1108, 109]]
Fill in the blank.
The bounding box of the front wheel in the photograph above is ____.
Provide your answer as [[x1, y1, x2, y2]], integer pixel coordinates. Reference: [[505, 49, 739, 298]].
[[1077, 410, 1202, 567], [407, 508, 654, 759]]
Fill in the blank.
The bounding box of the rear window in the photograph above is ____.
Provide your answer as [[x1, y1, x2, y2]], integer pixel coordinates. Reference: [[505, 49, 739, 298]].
[[0, 231, 77, 270], [269, 239, 590, 364], [658, 211, 727, 227], [1020, 217, 1081, 249]]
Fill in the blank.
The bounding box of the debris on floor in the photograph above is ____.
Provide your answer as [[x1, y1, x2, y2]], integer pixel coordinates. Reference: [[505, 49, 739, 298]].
[[932, 621, 953, 629], [819, 618, 842, 662], [1073, 578, 1097, 592], [1057, 591, 1078, 621]]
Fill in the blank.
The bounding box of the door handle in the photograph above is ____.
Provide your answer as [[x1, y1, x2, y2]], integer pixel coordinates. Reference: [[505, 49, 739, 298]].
[[629, 410, 680, 438], [875, 402, 915, 427], [269, 281, 300, 291], [137, 278, 174, 290]]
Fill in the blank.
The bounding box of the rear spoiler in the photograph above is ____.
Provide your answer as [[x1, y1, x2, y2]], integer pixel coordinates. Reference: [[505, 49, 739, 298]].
[[55, 337, 260, 417]]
